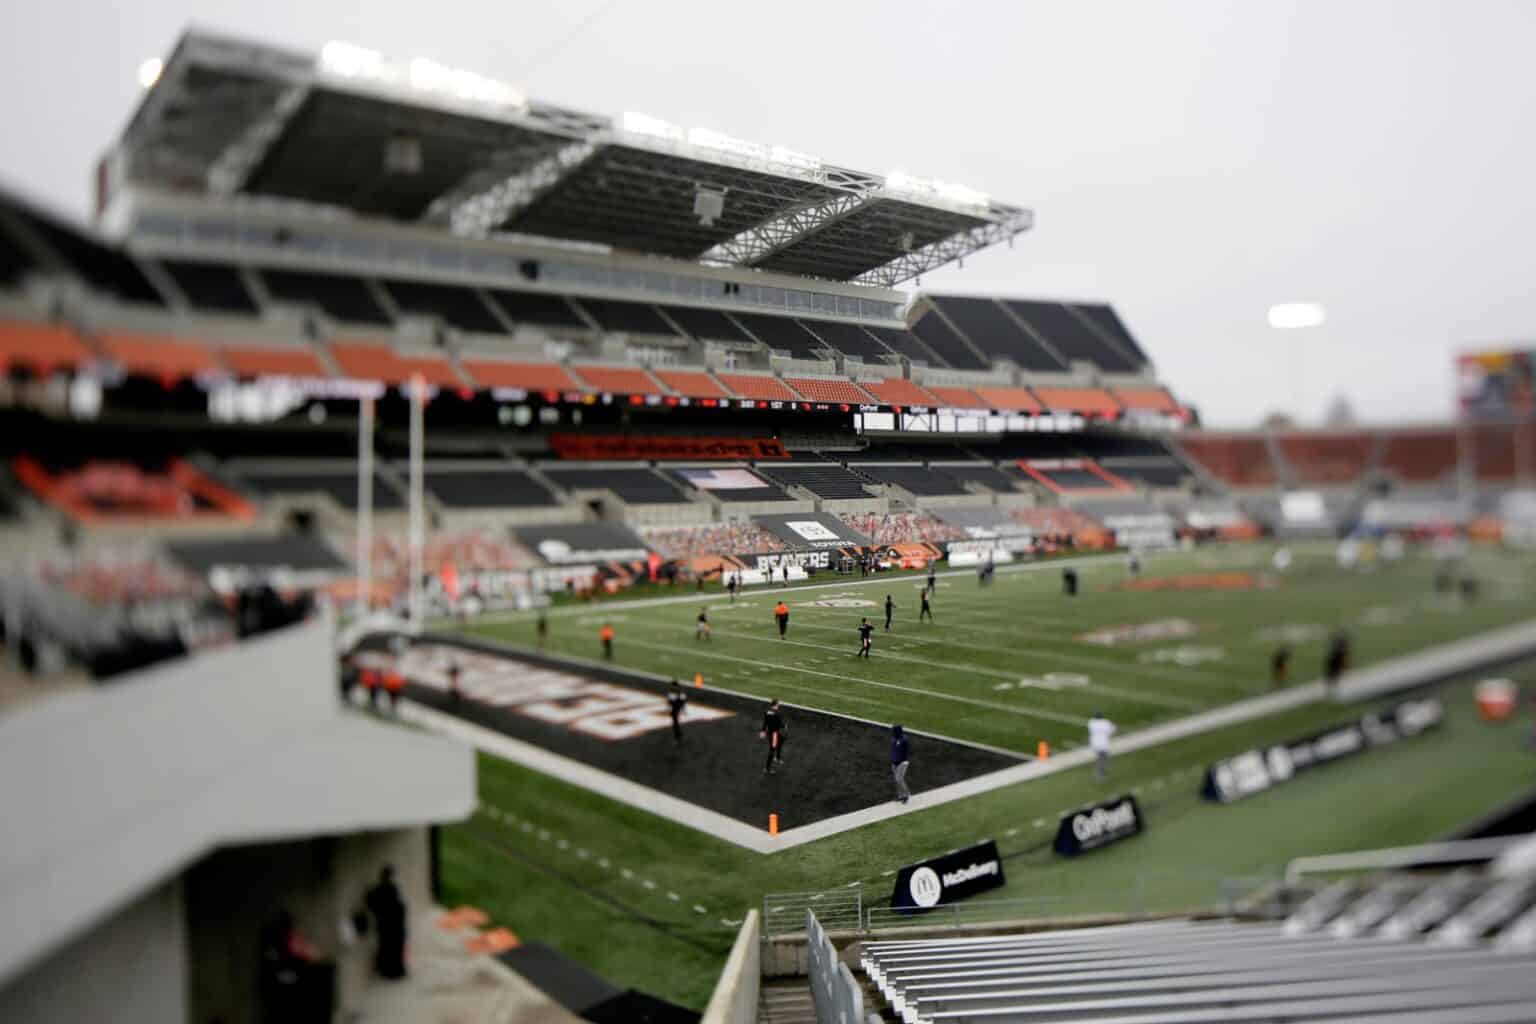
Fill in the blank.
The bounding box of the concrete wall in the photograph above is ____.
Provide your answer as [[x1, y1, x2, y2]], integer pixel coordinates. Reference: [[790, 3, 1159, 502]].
[[184, 828, 431, 1024], [698, 910, 760, 1024], [0, 880, 187, 1023]]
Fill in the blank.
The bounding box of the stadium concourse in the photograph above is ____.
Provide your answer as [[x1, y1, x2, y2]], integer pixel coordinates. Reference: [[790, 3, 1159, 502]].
[[2, 24, 1536, 1024]]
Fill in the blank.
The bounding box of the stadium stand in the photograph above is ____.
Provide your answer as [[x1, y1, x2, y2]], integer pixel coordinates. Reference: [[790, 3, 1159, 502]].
[[541, 466, 688, 504], [15, 209, 166, 307], [1115, 387, 1182, 414], [973, 386, 1042, 413], [1073, 301, 1153, 364], [12, 455, 254, 521], [908, 307, 988, 369], [935, 463, 1022, 492], [1276, 432, 1376, 485], [1019, 460, 1131, 492], [783, 376, 873, 404], [571, 365, 665, 396], [380, 278, 504, 333], [799, 320, 892, 361], [1102, 458, 1191, 487], [1178, 434, 1279, 486], [258, 267, 392, 325], [1004, 298, 1143, 371], [221, 344, 329, 380], [0, 320, 94, 376], [865, 325, 942, 366], [755, 462, 873, 499], [484, 289, 587, 329], [573, 297, 675, 335], [425, 468, 559, 508], [925, 385, 989, 409], [732, 313, 830, 359], [1380, 427, 1459, 482], [670, 468, 791, 503], [657, 304, 752, 342], [838, 511, 965, 544], [853, 463, 971, 496], [716, 373, 799, 402], [844, 442, 975, 462], [637, 522, 785, 559], [158, 259, 260, 315], [1032, 387, 1121, 418], [329, 341, 463, 388], [0, 215, 35, 287], [1011, 504, 1111, 538], [929, 295, 1068, 371], [96, 331, 221, 382], [238, 467, 406, 510], [860, 377, 940, 407], [653, 368, 730, 398], [459, 359, 580, 391]]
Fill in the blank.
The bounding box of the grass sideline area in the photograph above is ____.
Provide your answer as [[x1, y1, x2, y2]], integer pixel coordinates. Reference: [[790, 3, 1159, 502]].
[[431, 543, 1536, 1008]]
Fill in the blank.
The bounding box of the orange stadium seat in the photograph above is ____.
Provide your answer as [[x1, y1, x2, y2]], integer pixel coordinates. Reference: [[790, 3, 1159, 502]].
[[330, 342, 463, 388], [222, 346, 329, 379], [460, 359, 581, 391], [1033, 387, 1121, 417], [1277, 433, 1374, 485], [97, 332, 222, 382], [1114, 388, 1180, 413], [784, 377, 874, 404], [925, 385, 988, 409], [654, 368, 729, 398], [860, 378, 940, 407], [0, 320, 94, 376], [1179, 436, 1277, 486], [716, 373, 798, 402], [974, 386, 1043, 413], [1379, 428, 1458, 482], [572, 365, 665, 395]]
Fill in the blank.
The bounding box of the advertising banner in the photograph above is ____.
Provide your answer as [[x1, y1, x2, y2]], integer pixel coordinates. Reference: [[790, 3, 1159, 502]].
[[890, 840, 1005, 912], [1203, 697, 1444, 804], [1053, 795, 1144, 856], [753, 512, 873, 550], [549, 434, 790, 460]]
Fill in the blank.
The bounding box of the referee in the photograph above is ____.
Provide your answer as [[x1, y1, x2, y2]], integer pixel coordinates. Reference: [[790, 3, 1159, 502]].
[[760, 699, 787, 774]]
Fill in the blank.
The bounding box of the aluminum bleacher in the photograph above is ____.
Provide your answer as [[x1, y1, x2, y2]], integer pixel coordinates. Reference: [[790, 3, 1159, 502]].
[[755, 463, 873, 499], [862, 914, 1536, 1024]]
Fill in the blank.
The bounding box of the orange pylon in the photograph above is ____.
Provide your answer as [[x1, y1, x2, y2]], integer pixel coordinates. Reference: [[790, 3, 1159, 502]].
[[769, 813, 779, 835], [694, 672, 704, 687], [1037, 740, 1050, 760]]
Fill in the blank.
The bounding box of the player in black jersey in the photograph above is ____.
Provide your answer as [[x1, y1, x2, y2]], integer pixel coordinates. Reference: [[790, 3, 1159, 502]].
[[919, 588, 933, 622], [884, 594, 894, 631], [695, 606, 711, 641], [857, 618, 874, 658], [760, 699, 786, 773], [666, 680, 687, 745], [925, 565, 937, 595]]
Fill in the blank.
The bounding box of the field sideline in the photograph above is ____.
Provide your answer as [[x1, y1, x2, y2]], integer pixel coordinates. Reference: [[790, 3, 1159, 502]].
[[425, 541, 1536, 1008]]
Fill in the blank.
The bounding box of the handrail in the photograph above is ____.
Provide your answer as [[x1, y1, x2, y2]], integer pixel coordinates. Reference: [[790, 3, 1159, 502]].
[[1284, 838, 1523, 883]]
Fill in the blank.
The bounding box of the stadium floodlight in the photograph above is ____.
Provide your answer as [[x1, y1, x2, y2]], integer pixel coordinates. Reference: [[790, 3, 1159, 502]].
[[619, 111, 685, 142], [768, 146, 823, 173], [137, 57, 163, 90], [688, 126, 770, 163], [884, 170, 989, 210], [694, 186, 726, 226], [1268, 302, 1326, 329], [318, 41, 525, 111], [319, 40, 386, 80]]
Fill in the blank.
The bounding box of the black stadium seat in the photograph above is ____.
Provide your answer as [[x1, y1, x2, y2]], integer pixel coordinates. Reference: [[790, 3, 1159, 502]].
[[426, 469, 558, 508], [799, 320, 893, 361], [239, 470, 405, 509], [1073, 302, 1152, 365], [935, 463, 1020, 491], [485, 289, 587, 329], [756, 463, 872, 499], [658, 305, 752, 342], [864, 326, 943, 366], [573, 298, 676, 335], [930, 295, 1067, 371], [19, 212, 166, 307], [160, 260, 260, 315], [542, 466, 687, 504], [908, 310, 987, 370], [732, 314, 830, 359], [852, 464, 968, 496], [0, 218, 39, 288], [260, 268, 392, 325], [1004, 299, 1142, 372], [383, 279, 504, 333]]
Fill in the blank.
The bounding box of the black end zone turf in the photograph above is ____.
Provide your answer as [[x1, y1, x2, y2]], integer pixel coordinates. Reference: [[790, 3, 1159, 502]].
[[361, 634, 1020, 831]]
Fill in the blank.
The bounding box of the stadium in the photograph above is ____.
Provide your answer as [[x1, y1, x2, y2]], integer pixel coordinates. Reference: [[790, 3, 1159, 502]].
[[2, 16, 1536, 1024]]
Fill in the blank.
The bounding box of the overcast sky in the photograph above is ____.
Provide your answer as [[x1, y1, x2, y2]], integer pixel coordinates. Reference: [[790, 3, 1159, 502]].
[[2, 0, 1532, 427]]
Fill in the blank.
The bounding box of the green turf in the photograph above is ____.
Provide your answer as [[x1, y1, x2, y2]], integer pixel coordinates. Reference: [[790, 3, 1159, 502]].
[[432, 543, 1536, 1008]]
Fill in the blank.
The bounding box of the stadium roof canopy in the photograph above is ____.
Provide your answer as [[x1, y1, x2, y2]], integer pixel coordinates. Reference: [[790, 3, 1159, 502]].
[[112, 31, 1031, 286]]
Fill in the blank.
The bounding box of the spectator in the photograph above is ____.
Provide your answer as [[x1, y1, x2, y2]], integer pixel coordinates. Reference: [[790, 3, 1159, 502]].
[[364, 866, 408, 980]]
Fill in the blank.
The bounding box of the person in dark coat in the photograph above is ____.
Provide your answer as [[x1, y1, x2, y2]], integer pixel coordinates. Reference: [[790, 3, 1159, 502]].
[[890, 724, 912, 804], [1324, 631, 1351, 694], [365, 866, 408, 979]]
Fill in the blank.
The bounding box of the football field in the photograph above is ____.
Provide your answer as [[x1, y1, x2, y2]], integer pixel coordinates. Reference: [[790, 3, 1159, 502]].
[[452, 542, 1536, 755]]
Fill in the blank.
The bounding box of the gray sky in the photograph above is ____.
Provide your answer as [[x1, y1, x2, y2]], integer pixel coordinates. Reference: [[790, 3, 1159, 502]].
[[2, 0, 1533, 427]]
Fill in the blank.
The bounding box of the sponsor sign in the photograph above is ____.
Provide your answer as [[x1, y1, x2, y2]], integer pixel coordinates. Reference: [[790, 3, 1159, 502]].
[[752, 513, 872, 551], [1078, 618, 1198, 647], [890, 840, 1005, 912], [675, 467, 772, 491], [1054, 795, 1144, 857], [1203, 697, 1444, 803], [549, 434, 789, 460], [393, 641, 734, 741], [755, 550, 833, 572], [947, 537, 1035, 559]]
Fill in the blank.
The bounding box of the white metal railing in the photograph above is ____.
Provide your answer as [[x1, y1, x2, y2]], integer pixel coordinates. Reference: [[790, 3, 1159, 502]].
[[806, 909, 879, 1024]]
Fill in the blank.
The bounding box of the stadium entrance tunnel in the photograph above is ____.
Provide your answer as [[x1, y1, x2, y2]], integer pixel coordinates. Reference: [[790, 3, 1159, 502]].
[[349, 633, 1019, 831]]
